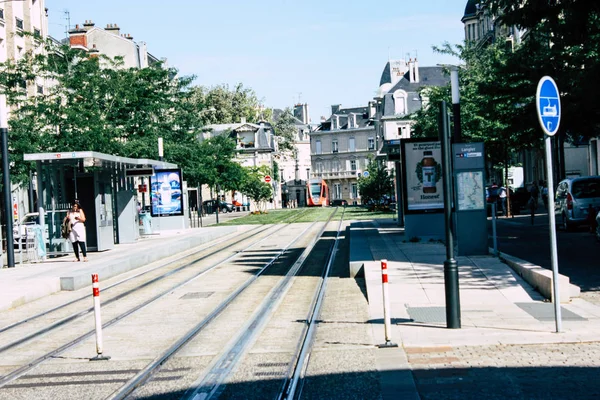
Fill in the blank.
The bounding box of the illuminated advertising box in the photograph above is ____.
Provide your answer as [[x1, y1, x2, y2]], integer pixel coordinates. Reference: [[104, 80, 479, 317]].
[[401, 139, 444, 214], [149, 168, 183, 217]]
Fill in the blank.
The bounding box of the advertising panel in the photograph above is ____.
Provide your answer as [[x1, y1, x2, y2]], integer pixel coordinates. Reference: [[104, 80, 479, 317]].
[[150, 169, 183, 217], [401, 139, 444, 213]]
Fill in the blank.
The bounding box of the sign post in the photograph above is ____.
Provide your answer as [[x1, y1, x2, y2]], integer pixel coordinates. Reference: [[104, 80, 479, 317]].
[[536, 76, 562, 333]]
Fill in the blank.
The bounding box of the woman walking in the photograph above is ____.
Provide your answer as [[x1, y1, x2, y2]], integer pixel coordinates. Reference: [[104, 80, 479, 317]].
[[67, 201, 88, 262]]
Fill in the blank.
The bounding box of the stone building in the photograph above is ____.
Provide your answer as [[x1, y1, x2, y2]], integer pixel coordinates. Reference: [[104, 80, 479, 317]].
[[310, 104, 377, 204], [67, 20, 160, 68]]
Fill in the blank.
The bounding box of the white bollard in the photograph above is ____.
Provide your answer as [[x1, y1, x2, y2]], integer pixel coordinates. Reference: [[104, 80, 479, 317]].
[[378, 260, 398, 348], [90, 274, 110, 361]]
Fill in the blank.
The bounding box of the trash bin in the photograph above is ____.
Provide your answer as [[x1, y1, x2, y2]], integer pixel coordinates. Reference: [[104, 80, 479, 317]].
[[139, 212, 153, 235]]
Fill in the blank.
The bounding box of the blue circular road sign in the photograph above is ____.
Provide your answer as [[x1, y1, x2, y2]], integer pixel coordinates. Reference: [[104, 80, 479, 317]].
[[536, 76, 561, 136], [362, 171, 370, 178]]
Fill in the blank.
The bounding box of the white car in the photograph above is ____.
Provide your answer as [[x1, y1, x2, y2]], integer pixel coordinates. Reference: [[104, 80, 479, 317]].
[[13, 213, 48, 245]]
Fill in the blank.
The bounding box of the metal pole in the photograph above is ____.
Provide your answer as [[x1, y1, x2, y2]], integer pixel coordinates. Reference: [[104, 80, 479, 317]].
[[1, 127, 15, 268], [544, 135, 562, 332], [492, 203, 498, 256], [378, 259, 397, 348], [450, 69, 461, 143], [440, 101, 461, 328], [158, 137, 164, 162], [90, 274, 110, 361]]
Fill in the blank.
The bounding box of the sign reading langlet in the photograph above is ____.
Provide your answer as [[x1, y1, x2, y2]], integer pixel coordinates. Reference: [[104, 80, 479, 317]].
[[150, 168, 184, 217], [401, 139, 444, 213]]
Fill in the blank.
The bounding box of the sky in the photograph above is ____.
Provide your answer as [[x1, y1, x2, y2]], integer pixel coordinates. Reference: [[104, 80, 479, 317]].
[[46, 0, 467, 123]]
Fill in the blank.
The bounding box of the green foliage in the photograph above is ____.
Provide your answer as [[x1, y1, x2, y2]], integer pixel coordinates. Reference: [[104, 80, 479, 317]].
[[188, 83, 263, 125], [357, 158, 394, 207], [272, 108, 298, 158], [240, 165, 273, 210], [192, 135, 242, 190], [0, 39, 202, 184]]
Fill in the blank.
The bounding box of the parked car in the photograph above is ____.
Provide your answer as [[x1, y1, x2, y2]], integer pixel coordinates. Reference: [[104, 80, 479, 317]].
[[331, 199, 348, 207], [554, 176, 600, 231], [203, 200, 234, 214], [12, 212, 54, 247]]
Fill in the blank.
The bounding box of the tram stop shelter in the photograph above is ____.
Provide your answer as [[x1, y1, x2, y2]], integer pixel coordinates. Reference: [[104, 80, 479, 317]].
[[24, 151, 180, 257]]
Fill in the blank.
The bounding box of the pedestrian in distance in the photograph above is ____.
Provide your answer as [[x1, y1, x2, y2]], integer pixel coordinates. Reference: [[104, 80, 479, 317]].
[[66, 201, 88, 262], [541, 183, 549, 209], [529, 182, 540, 225], [499, 184, 508, 217]]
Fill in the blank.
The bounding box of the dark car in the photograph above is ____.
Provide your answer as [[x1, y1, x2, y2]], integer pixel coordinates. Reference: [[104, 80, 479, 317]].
[[331, 199, 348, 207], [203, 200, 234, 214]]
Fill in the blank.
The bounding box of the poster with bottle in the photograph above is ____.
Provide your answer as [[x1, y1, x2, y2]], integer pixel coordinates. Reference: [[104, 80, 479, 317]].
[[401, 140, 444, 213], [150, 168, 184, 217]]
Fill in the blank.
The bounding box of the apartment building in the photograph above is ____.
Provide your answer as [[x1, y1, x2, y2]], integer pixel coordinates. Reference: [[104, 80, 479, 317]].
[[310, 105, 377, 204], [0, 0, 48, 228], [0, 0, 48, 121], [67, 20, 160, 68]]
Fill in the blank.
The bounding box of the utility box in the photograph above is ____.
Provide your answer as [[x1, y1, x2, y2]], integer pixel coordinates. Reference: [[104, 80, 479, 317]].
[[453, 142, 488, 256]]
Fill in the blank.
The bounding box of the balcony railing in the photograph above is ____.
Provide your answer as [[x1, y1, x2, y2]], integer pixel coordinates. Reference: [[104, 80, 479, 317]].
[[312, 170, 358, 179]]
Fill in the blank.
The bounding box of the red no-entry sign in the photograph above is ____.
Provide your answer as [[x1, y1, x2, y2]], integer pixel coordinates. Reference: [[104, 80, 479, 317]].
[[264, 175, 272, 183]]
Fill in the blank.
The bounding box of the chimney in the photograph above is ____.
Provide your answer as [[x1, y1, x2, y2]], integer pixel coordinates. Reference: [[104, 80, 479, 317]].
[[105, 23, 120, 35], [408, 58, 414, 82], [68, 24, 88, 49], [368, 101, 376, 119], [331, 104, 341, 115], [303, 104, 310, 124], [83, 20, 95, 31], [89, 44, 100, 58], [240, 117, 246, 124], [414, 59, 420, 83]]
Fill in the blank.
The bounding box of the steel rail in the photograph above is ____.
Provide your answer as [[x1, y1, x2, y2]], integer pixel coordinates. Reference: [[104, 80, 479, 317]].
[[279, 209, 345, 400], [0, 209, 311, 388], [106, 213, 328, 400], [182, 209, 338, 400]]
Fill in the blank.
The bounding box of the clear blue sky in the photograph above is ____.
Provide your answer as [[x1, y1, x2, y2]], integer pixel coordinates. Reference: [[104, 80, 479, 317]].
[[47, 0, 467, 122]]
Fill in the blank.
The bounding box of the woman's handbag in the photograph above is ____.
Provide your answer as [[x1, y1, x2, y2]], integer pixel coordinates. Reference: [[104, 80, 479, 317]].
[[61, 217, 72, 239]]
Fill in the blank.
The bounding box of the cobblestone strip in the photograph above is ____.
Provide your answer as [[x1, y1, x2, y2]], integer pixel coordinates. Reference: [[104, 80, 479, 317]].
[[406, 342, 600, 399]]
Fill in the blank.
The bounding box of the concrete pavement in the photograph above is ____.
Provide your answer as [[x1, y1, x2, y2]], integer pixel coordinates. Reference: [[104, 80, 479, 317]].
[[354, 218, 600, 399]]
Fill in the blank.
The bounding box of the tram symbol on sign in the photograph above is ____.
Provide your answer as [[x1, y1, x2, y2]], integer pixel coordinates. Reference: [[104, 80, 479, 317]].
[[536, 76, 561, 137]]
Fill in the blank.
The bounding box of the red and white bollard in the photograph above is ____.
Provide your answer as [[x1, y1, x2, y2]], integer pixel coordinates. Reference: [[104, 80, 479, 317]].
[[90, 274, 110, 361], [378, 260, 397, 348]]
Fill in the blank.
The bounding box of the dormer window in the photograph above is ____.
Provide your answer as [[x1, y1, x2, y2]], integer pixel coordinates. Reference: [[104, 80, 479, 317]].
[[348, 114, 357, 129], [331, 115, 339, 130]]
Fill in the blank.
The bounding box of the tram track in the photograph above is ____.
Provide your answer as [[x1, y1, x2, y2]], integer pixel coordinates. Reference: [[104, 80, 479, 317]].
[[114, 208, 345, 400], [0, 209, 314, 391]]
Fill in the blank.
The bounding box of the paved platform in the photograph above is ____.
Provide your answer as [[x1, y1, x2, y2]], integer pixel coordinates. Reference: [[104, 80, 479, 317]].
[[353, 219, 600, 400], [0, 223, 250, 312]]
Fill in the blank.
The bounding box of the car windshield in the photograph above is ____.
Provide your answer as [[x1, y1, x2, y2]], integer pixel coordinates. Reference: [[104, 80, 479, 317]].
[[22, 215, 38, 224], [572, 179, 600, 199]]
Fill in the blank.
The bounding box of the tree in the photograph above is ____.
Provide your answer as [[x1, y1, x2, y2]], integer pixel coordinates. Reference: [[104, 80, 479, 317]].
[[240, 165, 273, 212], [192, 134, 243, 192], [0, 39, 201, 184], [357, 158, 394, 208], [188, 83, 267, 125], [272, 108, 298, 159]]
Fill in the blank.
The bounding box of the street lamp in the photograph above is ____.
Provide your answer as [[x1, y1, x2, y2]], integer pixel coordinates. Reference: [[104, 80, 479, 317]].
[[437, 64, 463, 143], [0, 94, 15, 267]]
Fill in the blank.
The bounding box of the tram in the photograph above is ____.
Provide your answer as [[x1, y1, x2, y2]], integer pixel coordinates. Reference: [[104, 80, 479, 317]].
[[306, 178, 330, 207]]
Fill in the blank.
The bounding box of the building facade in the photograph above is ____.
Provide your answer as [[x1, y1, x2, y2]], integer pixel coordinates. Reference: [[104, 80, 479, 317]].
[[274, 103, 315, 207], [0, 0, 49, 231], [67, 20, 160, 68], [310, 105, 377, 204]]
